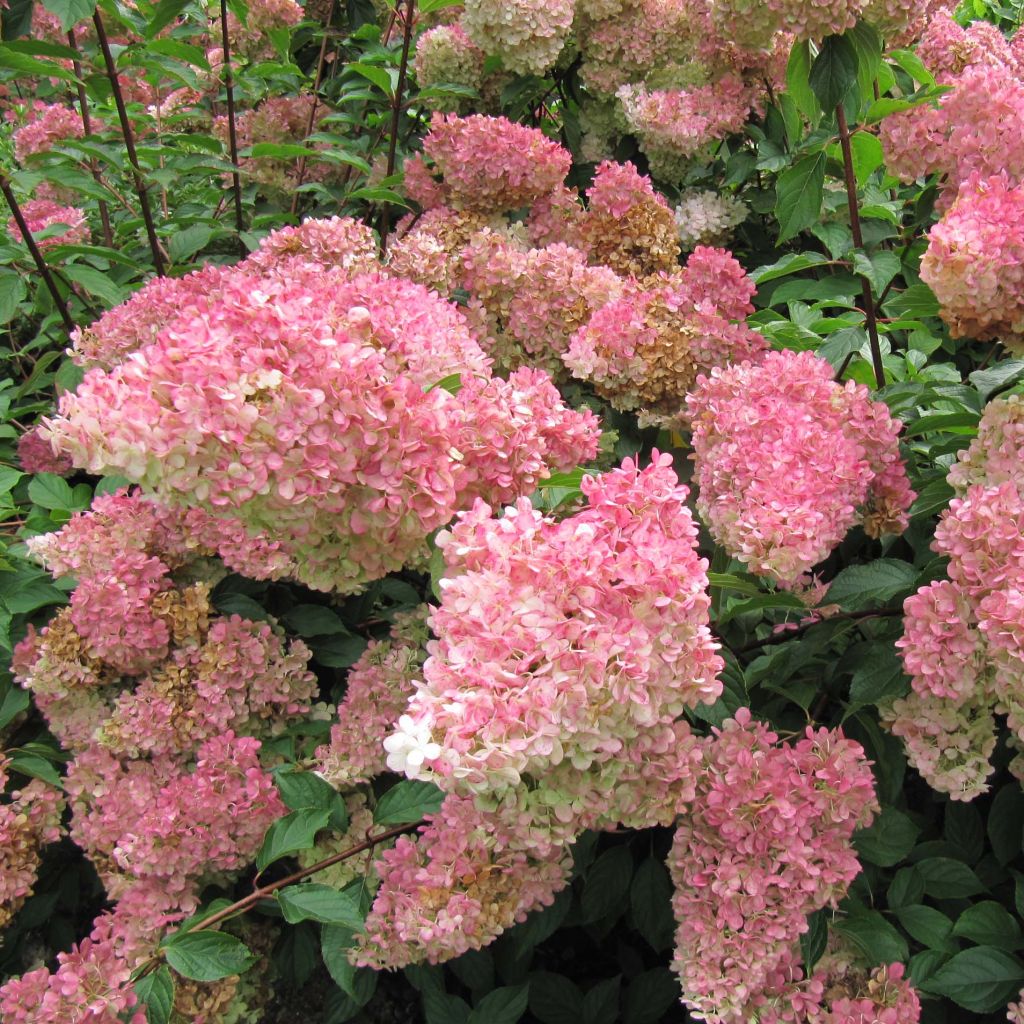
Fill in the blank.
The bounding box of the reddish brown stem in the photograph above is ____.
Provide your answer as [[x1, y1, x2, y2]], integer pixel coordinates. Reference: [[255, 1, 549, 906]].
[[835, 103, 885, 390], [92, 9, 167, 275], [0, 175, 76, 335], [178, 821, 420, 937], [291, 0, 339, 216], [218, 0, 245, 254], [378, 0, 416, 251], [67, 29, 114, 248]]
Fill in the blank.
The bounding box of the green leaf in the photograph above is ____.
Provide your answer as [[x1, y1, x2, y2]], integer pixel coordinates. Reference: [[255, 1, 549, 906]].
[[8, 752, 61, 786], [953, 902, 1022, 950], [849, 645, 909, 706], [309, 635, 367, 668], [944, 801, 984, 864], [582, 846, 633, 923], [916, 857, 986, 898], [630, 857, 674, 952], [623, 969, 678, 1024], [897, 905, 958, 952], [835, 907, 908, 965], [212, 593, 269, 621], [971, 360, 1024, 401], [706, 572, 760, 596], [0, 273, 26, 325], [467, 984, 529, 1024], [248, 142, 319, 159], [348, 62, 395, 95], [280, 604, 349, 637], [848, 132, 884, 186], [426, 373, 463, 395], [274, 768, 348, 830], [255, 808, 331, 871], [0, 45, 76, 80], [62, 264, 126, 306], [509, 888, 572, 959], [529, 972, 583, 1024], [923, 947, 1024, 1012], [883, 283, 939, 320], [321, 923, 358, 995], [277, 884, 365, 929], [583, 977, 620, 1024], [854, 807, 918, 866], [785, 40, 820, 122], [751, 251, 830, 284], [163, 932, 256, 982], [826, 559, 917, 610], [168, 224, 216, 264], [989, 784, 1024, 866], [28, 473, 74, 512], [809, 34, 859, 111], [135, 966, 174, 1024], [0, 682, 30, 730], [889, 48, 935, 86], [41, 0, 96, 31], [374, 781, 444, 825], [847, 21, 883, 109], [904, 411, 980, 437], [775, 152, 826, 244], [145, 0, 191, 38], [801, 908, 829, 970], [910, 478, 954, 520]]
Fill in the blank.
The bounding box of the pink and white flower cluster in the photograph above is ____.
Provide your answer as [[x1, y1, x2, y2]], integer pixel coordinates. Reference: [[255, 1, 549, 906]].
[[6, 199, 88, 250], [687, 349, 914, 587], [3, 492, 311, 1021], [669, 710, 879, 1023], [43, 217, 599, 594], [887, 394, 1024, 798], [920, 173, 1024, 353]]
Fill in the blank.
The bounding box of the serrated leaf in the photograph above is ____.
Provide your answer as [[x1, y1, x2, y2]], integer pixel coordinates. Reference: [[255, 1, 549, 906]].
[[751, 251, 830, 284], [854, 807, 918, 866], [277, 884, 365, 928], [281, 604, 349, 637], [785, 40, 820, 122], [953, 902, 1021, 950], [971, 360, 1024, 401], [529, 972, 583, 1024], [835, 907, 908, 965], [468, 984, 529, 1024], [801, 908, 829, 970], [630, 857, 674, 952], [321, 923, 358, 995], [135, 966, 174, 1024], [897, 905, 958, 952], [623, 969, 679, 1024], [41, 0, 96, 31], [374, 780, 443, 824], [775, 152, 826, 243], [809, 35, 859, 111], [916, 857, 986, 898], [582, 846, 633, 923], [168, 224, 215, 263], [274, 768, 348, 830], [309, 634, 367, 668], [826, 559, 917, 610], [0, 274, 26, 325], [849, 645, 909, 707], [28, 473, 74, 511], [923, 947, 1024, 1012], [163, 932, 256, 982], [256, 808, 330, 871]]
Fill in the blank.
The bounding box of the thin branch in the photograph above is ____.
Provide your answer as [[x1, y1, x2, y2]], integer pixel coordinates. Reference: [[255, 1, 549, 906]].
[[67, 29, 114, 248], [92, 9, 167, 276], [379, 0, 416, 251], [218, 0, 246, 254], [836, 102, 885, 389], [0, 174, 76, 335], [153, 821, 419, 957], [291, 0, 339, 216], [736, 608, 902, 654]]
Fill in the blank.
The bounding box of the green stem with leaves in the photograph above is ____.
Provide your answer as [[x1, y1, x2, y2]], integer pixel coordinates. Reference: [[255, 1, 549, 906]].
[[379, 0, 416, 251]]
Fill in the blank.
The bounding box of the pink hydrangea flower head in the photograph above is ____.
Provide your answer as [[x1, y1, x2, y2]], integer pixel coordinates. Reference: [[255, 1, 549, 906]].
[[241, 216, 379, 276], [386, 451, 723, 796], [422, 113, 572, 212], [47, 269, 599, 593], [18, 425, 73, 475], [413, 24, 487, 112], [461, 0, 574, 75], [686, 350, 914, 586], [12, 102, 84, 164], [920, 173, 1024, 352], [7, 199, 87, 250]]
